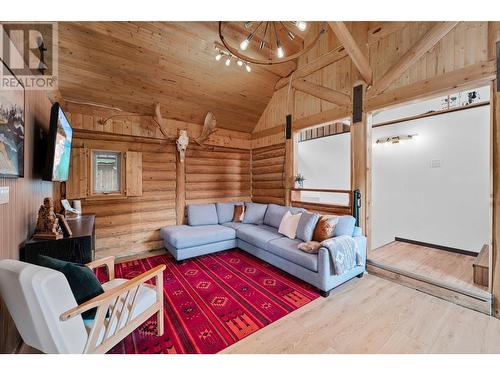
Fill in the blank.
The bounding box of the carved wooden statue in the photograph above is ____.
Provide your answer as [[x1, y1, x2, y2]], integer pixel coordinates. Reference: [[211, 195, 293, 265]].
[[34, 197, 63, 240]]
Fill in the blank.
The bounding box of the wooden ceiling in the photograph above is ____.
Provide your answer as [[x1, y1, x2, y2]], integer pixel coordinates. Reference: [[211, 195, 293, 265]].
[[57, 22, 309, 133]]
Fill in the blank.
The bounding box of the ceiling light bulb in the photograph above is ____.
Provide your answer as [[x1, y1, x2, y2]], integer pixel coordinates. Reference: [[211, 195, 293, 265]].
[[215, 52, 222, 61], [240, 38, 250, 51], [237, 59, 243, 67], [225, 56, 231, 66], [245, 63, 251, 72], [287, 31, 295, 40], [296, 21, 307, 32], [277, 46, 284, 59]]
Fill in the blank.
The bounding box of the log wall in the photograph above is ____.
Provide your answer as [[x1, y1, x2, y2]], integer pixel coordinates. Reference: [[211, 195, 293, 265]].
[[251, 144, 286, 205], [63, 103, 251, 258]]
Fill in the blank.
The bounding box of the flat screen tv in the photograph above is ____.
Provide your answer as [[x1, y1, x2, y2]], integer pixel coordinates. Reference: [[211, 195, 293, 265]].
[[43, 102, 73, 182]]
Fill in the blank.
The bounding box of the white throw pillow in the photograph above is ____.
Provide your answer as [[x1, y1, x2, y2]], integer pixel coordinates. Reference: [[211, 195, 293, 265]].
[[278, 211, 303, 239]]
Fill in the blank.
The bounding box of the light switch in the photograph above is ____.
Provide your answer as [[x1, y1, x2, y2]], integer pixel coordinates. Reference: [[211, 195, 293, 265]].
[[430, 159, 441, 168], [0, 186, 9, 205]]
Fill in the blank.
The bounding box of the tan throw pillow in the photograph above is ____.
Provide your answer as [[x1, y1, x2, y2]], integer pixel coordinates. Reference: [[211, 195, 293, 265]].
[[312, 215, 339, 242], [298, 241, 322, 254], [232, 205, 245, 222], [278, 211, 302, 239]]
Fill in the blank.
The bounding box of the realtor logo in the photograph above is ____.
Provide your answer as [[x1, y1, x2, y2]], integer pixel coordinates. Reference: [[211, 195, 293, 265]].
[[0, 22, 58, 90]]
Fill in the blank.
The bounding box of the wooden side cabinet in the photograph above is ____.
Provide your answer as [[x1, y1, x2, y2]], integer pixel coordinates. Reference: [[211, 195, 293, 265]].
[[22, 215, 96, 264]]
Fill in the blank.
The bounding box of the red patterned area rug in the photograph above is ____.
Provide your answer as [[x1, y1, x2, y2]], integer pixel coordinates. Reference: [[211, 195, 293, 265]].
[[98, 249, 319, 354]]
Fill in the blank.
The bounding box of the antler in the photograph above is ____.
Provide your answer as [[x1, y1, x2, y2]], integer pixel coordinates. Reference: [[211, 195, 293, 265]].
[[194, 112, 218, 146]]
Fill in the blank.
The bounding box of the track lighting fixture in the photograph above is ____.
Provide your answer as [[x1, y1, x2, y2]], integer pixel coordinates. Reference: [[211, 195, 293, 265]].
[[237, 59, 243, 67], [245, 63, 251, 72], [225, 56, 231, 66], [215, 52, 222, 61]]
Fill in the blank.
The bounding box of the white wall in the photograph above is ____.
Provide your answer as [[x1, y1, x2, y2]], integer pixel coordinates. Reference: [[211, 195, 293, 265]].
[[372, 105, 490, 252], [297, 132, 351, 205], [297, 105, 490, 253]]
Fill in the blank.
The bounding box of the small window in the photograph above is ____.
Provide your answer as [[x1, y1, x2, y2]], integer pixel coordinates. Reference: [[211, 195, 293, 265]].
[[92, 150, 123, 195]]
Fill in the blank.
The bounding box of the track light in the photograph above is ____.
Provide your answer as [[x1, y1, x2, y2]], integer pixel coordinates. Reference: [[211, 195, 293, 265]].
[[245, 63, 251, 72], [237, 59, 243, 67], [225, 56, 231, 66], [375, 134, 418, 145], [287, 31, 295, 40], [296, 21, 307, 32], [215, 52, 222, 61]]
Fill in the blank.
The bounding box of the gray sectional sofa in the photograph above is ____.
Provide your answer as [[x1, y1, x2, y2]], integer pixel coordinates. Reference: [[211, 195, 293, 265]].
[[160, 202, 366, 296]]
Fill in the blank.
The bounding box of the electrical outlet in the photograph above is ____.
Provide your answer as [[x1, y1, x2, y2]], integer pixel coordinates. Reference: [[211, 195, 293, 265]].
[[0, 186, 9, 204]]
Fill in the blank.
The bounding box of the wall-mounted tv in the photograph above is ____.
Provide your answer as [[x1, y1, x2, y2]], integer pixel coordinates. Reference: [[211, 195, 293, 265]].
[[43, 102, 73, 182]]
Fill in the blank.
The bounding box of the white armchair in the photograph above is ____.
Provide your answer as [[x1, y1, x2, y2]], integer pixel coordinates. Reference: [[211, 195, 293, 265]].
[[0, 257, 165, 354]]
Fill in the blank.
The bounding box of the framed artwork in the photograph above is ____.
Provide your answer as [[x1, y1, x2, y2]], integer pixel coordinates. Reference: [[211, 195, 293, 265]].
[[0, 58, 25, 178]]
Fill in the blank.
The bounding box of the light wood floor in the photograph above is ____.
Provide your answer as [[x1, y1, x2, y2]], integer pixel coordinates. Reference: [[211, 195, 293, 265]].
[[369, 241, 487, 292], [222, 274, 500, 353]]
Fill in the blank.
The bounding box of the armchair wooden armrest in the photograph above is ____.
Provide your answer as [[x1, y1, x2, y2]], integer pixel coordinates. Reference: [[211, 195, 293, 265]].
[[85, 256, 116, 281], [60, 264, 165, 321], [59, 264, 166, 354]]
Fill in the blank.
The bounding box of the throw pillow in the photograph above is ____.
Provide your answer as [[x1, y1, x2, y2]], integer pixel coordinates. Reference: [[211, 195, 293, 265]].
[[242, 202, 268, 225], [36, 255, 104, 319], [298, 241, 322, 254], [278, 211, 302, 239], [232, 204, 246, 222], [312, 215, 339, 242], [296, 212, 321, 242]]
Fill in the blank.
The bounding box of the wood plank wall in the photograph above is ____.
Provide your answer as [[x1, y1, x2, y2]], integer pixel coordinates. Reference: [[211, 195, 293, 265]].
[[186, 145, 251, 207], [251, 143, 286, 205], [0, 91, 54, 354]]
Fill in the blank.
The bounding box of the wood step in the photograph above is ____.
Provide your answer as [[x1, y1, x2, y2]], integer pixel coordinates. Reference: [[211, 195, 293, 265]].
[[473, 244, 489, 288], [367, 259, 492, 315]]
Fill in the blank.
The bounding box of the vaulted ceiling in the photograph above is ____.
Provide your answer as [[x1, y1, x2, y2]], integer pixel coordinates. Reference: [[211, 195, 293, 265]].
[[57, 22, 309, 133]]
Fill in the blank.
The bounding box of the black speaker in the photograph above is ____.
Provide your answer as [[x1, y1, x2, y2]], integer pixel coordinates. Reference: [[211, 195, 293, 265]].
[[285, 114, 292, 140], [353, 85, 363, 123]]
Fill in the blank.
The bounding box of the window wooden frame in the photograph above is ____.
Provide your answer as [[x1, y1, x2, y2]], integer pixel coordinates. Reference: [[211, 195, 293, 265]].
[[88, 149, 126, 201]]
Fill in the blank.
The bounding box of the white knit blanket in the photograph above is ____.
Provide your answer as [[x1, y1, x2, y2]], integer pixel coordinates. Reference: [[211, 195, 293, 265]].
[[321, 235, 361, 275]]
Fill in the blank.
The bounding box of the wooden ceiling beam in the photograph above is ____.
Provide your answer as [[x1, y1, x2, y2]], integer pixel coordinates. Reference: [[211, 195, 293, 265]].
[[328, 21, 373, 84], [369, 21, 459, 96], [292, 79, 351, 106], [275, 45, 348, 90]]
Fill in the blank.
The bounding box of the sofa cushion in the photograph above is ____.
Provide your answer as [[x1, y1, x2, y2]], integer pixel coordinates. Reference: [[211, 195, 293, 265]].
[[267, 237, 318, 272], [296, 212, 321, 242], [263, 204, 289, 228], [187, 204, 219, 226], [334, 216, 357, 237], [222, 222, 249, 231], [242, 202, 268, 225], [160, 225, 235, 249], [236, 224, 283, 249], [216, 202, 242, 224]]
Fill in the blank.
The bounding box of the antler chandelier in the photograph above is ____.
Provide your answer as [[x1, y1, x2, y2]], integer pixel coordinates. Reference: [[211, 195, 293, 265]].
[[217, 21, 325, 67]]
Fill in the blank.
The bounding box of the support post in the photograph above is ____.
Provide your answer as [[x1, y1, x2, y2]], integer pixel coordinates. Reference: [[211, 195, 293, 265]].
[[350, 82, 372, 253], [492, 75, 500, 317], [284, 89, 295, 206]]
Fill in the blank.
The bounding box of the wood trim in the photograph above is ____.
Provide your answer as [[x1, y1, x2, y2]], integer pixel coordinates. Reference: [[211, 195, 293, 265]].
[[73, 128, 174, 145], [252, 124, 284, 140], [492, 78, 500, 317], [328, 21, 373, 84], [292, 79, 351, 106], [274, 45, 348, 90], [291, 188, 351, 194], [370, 21, 459, 96], [365, 60, 496, 112], [394, 237, 479, 257], [373, 101, 490, 128]]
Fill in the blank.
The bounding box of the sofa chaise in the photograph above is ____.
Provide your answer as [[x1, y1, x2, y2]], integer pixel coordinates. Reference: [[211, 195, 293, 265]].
[[160, 202, 366, 297]]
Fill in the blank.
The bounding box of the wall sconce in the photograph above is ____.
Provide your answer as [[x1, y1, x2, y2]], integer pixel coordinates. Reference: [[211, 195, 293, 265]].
[[375, 134, 418, 145]]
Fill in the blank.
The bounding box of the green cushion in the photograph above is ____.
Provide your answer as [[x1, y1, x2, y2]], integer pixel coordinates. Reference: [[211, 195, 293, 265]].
[[36, 255, 104, 319]]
